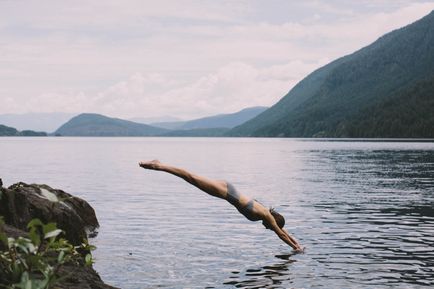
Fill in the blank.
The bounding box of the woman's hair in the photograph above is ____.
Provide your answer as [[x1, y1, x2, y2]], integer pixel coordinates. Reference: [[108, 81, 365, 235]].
[[270, 208, 285, 228]]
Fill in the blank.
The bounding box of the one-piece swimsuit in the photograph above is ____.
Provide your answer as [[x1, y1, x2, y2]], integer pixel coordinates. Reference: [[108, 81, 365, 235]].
[[226, 182, 261, 221]]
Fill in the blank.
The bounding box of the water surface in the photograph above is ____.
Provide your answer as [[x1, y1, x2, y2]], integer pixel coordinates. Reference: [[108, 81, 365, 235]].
[[1, 138, 433, 288]]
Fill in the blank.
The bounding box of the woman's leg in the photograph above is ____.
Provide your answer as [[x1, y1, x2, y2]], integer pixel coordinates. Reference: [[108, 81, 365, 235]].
[[139, 160, 228, 199]]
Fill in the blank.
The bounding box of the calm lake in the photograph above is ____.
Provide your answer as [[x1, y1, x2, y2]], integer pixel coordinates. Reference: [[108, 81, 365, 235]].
[[1, 137, 434, 288]]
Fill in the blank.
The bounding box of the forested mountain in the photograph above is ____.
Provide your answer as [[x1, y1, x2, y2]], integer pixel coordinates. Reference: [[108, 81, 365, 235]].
[[160, 127, 229, 137], [229, 11, 434, 137], [340, 77, 434, 138], [54, 113, 167, 136], [0, 125, 17, 136], [151, 107, 267, 130], [0, 124, 47, 136]]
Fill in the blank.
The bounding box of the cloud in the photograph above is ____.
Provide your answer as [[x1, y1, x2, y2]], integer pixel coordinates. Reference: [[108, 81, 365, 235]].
[[83, 59, 328, 118], [7, 59, 326, 119], [1, 1, 433, 118]]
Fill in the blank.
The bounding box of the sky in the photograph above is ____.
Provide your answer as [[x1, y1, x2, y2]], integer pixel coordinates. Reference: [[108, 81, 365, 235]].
[[1, 0, 434, 120]]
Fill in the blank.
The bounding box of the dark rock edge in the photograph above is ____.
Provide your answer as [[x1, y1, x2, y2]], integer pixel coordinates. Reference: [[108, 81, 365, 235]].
[[0, 178, 119, 289]]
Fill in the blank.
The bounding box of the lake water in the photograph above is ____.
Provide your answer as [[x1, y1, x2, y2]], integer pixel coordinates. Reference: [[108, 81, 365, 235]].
[[1, 137, 434, 288]]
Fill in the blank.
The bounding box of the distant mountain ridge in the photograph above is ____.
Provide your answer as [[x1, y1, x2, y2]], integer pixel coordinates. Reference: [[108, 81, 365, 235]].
[[229, 10, 434, 138], [55, 113, 168, 136], [151, 106, 268, 130], [0, 124, 47, 136], [53, 107, 267, 137], [161, 127, 229, 137], [0, 113, 75, 132], [129, 116, 183, 124]]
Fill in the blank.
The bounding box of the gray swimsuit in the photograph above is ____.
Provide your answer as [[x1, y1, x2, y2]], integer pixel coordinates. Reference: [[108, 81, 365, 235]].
[[226, 182, 261, 221]]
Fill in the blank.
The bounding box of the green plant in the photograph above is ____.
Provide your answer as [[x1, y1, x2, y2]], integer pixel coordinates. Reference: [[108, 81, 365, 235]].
[[0, 218, 95, 289]]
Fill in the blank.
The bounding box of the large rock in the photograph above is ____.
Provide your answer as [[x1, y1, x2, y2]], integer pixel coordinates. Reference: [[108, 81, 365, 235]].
[[0, 181, 98, 245], [0, 179, 118, 289], [55, 263, 118, 289]]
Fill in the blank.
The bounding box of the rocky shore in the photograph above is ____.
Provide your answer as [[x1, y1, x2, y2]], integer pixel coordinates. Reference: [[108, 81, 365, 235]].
[[0, 178, 118, 289]]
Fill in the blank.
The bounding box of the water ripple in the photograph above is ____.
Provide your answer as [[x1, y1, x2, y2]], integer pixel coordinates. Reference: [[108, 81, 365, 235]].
[[1, 138, 434, 288]]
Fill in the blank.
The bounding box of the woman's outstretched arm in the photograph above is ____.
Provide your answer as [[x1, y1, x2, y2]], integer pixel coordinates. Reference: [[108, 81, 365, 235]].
[[139, 160, 227, 199], [263, 212, 302, 251]]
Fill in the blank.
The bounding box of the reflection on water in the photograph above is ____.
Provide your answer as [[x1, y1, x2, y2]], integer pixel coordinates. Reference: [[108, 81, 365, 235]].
[[222, 254, 296, 289], [305, 148, 434, 288], [311, 202, 434, 287], [1, 138, 434, 288]]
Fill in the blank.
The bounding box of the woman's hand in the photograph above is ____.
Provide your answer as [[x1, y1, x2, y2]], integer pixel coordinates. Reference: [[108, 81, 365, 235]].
[[139, 160, 162, 170], [294, 246, 305, 254]]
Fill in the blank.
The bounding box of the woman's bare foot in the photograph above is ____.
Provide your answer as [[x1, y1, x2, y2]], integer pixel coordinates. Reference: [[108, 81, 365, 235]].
[[139, 160, 162, 170]]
